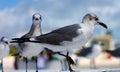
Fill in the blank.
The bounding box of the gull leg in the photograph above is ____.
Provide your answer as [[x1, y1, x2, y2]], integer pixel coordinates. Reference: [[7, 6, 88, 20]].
[[66, 52, 73, 71], [90, 59, 92, 69], [45, 48, 75, 72], [1, 59, 3, 72], [119, 60, 120, 67], [60, 58, 69, 71], [45, 48, 59, 55], [57, 52, 75, 72], [36, 56, 38, 72], [93, 58, 96, 69], [25, 57, 28, 72], [90, 58, 95, 69]]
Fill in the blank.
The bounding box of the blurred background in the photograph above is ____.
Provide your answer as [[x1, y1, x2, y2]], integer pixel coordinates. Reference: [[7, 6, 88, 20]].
[[0, 0, 120, 71]]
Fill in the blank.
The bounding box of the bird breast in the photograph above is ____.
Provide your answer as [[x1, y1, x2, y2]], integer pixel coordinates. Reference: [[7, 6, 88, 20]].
[[73, 28, 93, 46], [19, 42, 44, 58], [32, 27, 41, 36], [0, 43, 9, 59], [87, 45, 102, 58]]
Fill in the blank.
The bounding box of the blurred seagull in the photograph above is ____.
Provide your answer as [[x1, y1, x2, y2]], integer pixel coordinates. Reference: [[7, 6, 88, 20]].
[[106, 47, 120, 66], [106, 48, 120, 58], [74, 41, 103, 69], [11, 13, 108, 71], [0, 37, 10, 72], [12, 13, 42, 72]]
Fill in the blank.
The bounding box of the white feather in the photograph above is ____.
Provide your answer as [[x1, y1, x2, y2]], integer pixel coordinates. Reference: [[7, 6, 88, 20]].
[[0, 42, 10, 59]]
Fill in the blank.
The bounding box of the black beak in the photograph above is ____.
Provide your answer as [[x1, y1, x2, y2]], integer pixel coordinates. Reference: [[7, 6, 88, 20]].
[[98, 21, 108, 29], [35, 18, 39, 20]]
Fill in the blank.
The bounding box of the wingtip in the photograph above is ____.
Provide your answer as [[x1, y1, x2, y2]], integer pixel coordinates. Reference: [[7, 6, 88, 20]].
[[10, 41, 19, 43], [10, 40, 24, 43], [12, 38, 21, 40]]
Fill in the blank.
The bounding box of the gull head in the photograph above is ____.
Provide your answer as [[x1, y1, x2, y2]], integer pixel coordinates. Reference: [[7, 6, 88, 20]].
[[32, 13, 42, 23], [92, 41, 104, 46], [82, 13, 107, 29], [1, 37, 9, 44]]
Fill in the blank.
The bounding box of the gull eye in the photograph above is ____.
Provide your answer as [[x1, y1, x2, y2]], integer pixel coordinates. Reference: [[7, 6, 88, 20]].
[[95, 17, 98, 20], [33, 16, 35, 20], [89, 17, 92, 20], [39, 17, 42, 20]]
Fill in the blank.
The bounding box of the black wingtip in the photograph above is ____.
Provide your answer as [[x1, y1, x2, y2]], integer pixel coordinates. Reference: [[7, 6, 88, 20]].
[[12, 38, 22, 40], [10, 40, 26, 43], [28, 40, 41, 43], [10, 41, 20, 43], [105, 50, 110, 52], [12, 38, 29, 40]]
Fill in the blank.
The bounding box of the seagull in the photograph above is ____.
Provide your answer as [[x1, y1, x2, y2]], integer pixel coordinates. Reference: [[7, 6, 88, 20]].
[[106, 48, 120, 58], [74, 41, 103, 69], [0, 37, 10, 72], [12, 13, 42, 72], [106, 47, 120, 66], [11, 13, 108, 71]]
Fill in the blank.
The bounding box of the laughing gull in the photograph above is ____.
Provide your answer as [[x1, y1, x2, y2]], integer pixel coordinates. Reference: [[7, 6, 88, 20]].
[[13, 13, 42, 72], [0, 37, 10, 72], [74, 41, 103, 69], [106, 47, 120, 66], [11, 13, 108, 71], [106, 47, 120, 58]]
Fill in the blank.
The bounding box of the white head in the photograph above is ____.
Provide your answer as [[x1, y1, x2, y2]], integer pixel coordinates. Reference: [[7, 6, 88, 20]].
[[32, 13, 42, 24], [1, 37, 9, 44], [92, 41, 104, 46], [82, 13, 107, 29]]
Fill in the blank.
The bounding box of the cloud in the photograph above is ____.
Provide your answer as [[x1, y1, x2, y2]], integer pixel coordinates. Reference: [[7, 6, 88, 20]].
[[88, 6, 118, 17], [0, 0, 120, 41], [88, 6, 119, 29], [0, 9, 16, 29]]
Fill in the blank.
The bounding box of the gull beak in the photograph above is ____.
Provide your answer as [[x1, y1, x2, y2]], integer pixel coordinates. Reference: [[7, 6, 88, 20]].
[[97, 21, 108, 29]]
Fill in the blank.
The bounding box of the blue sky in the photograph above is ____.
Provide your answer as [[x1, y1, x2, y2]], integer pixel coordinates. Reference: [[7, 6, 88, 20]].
[[0, 0, 20, 9], [0, 0, 120, 42]]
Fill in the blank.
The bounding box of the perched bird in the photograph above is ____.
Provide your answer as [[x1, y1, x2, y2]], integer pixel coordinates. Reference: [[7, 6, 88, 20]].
[[106, 48, 120, 66], [12, 13, 42, 72], [106, 48, 120, 58], [0, 37, 10, 72], [11, 13, 108, 71], [74, 41, 103, 69]]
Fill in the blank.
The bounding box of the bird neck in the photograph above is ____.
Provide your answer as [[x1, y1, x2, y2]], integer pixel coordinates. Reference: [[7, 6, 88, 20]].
[[92, 44, 102, 52], [82, 21, 95, 33], [28, 22, 42, 37], [85, 21, 95, 27]]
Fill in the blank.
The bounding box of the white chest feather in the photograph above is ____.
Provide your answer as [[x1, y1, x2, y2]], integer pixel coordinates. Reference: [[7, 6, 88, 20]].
[[87, 45, 102, 58], [74, 27, 93, 45], [20, 42, 44, 58], [0, 43, 10, 59], [32, 26, 41, 36]]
